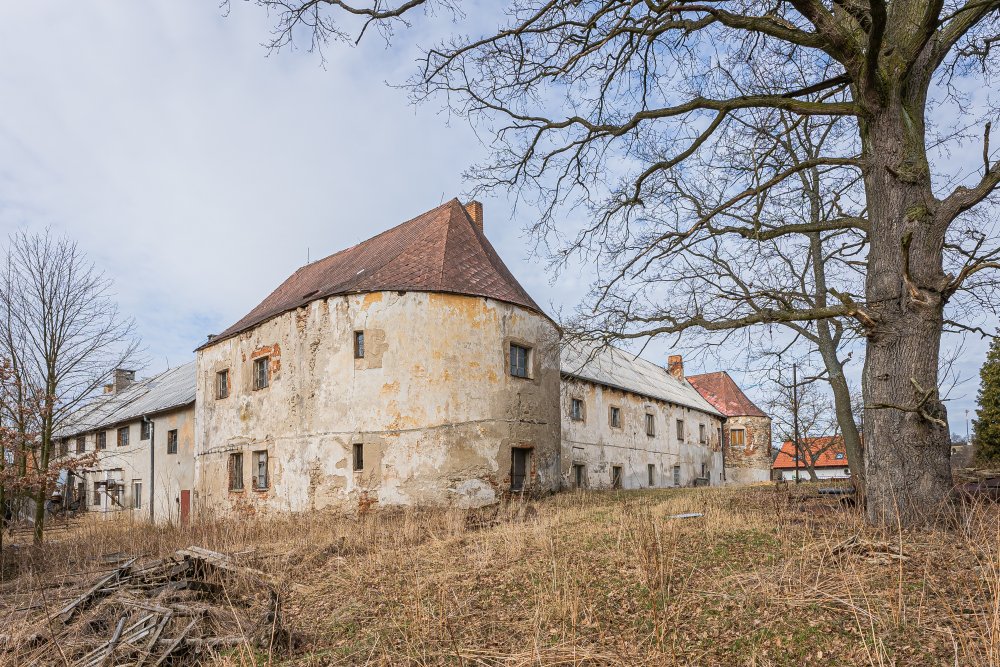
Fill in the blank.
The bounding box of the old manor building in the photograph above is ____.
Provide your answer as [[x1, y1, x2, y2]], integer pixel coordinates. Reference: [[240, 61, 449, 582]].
[[57, 199, 770, 521]]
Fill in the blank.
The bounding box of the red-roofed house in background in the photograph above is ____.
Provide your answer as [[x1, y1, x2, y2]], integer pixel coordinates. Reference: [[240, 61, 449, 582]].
[[772, 436, 851, 481], [687, 369, 773, 484]]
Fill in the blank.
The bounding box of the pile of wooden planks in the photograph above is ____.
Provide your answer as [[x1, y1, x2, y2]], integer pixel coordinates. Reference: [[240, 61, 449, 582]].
[[6, 546, 287, 666]]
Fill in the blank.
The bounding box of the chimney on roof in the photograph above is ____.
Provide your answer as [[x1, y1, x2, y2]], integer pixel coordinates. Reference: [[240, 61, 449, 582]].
[[464, 200, 484, 233], [113, 368, 135, 393], [667, 355, 684, 381]]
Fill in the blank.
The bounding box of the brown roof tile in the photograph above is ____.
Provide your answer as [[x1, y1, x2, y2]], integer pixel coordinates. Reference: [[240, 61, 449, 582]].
[[686, 371, 768, 418], [772, 436, 849, 469], [201, 199, 545, 349]]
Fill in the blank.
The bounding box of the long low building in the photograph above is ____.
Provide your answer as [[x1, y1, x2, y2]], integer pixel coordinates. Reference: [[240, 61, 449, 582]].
[[55, 199, 771, 521]]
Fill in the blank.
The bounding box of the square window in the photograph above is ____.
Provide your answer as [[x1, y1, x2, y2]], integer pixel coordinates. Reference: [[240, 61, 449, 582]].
[[509, 343, 530, 378], [229, 452, 244, 491], [611, 465, 623, 489], [216, 369, 230, 399], [645, 413, 655, 436], [354, 331, 365, 359], [675, 419, 685, 442], [167, 429, 178, 455], [570, 398, 584, 421], [117, 426, 129, 448], [76, 436, 85, 453], [253, 356, 270, 390], [253, 450, 269, 489], [97, 431, 107, 450], [141, 421, 151, 441], [648, 463, 656, 486], [730, 428, 746, 448], [353, 443, 364, 471]]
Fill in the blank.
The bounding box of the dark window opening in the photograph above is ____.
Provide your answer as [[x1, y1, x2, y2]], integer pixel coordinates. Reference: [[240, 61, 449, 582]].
[[354, 331, 365, 359], [59, 438, 69, 457], [570, 398, 584, 421], [216, 369, 230, 399], [353, 443, 364, 471], [117, 426, 129, 448], [253, 450, 269, 489], [141, 421, 151, 440], [609, 406, 621, 429], [253, 356, 270, 390], [510, 447, 530, 492], [673, 465, 681, 486], [93, 481, 102, 506], [573, 463, 585, 489], [132, 481, 142, 509], [97, 431, 107, 450], [611, 466, 623, 489], [699, 424, 707, 444], [76, 436, 85, 453], [167, 429, 178, 455], [648, 464, 656, 486], [229, 453, 244, 491], [509, 343, 530, 378], [676, 419, 685, 442], [645, 413, 655, 436]]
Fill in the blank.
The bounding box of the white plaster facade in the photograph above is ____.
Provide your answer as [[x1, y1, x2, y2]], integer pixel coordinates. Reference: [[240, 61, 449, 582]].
[[194, 290, 562, 516]]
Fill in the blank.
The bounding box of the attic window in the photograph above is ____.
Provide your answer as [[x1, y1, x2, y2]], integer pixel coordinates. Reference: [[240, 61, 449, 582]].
[[609, 406, 622, 429], [645, 413, 655, 436], [699, 424, 707, 444], [835, 452, 845, 460], [676, 419, 685, 442]]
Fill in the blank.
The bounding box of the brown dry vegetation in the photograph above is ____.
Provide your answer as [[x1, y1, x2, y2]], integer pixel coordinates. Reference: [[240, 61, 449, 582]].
[[2, 484, 999, 666]]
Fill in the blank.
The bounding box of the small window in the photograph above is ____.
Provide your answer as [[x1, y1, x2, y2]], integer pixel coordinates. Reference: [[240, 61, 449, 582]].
[[93, 482, 102, 506], [229, 452, 244, 491], [353, 443, 364, 471], [216, 369, 230, 399], [354, 331, 365, 359], [611, 465, 623, 489], [167, 429, 178, 455], [132, 481, 142, 509], [645, 413, 655, 436], [570, 398, 584, 421], [676, 419, 685, 442], [647, 463, 656, 486], [509, 343, 530, 378], [97, 431, 107, 450], [610, 406, 622, 428], [699, 424, 707, 444], [253, 356, 270, 390], [59, 438, 69, 457], [117, 426, 129, 448], [76, 436, 85, 453], [141, 421, 151, 441], [730, 428, 746, 448], [253, 450, 269, 489], [572, 463, 586, 488], [672, 465, 681, 486], [835, 452, 845, 460]]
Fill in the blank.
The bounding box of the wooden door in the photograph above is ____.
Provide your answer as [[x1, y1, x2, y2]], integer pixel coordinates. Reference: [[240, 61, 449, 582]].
[[179, 489, 191, 525]]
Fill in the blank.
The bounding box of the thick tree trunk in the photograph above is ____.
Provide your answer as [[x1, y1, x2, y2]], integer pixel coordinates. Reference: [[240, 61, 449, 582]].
[[861, 98, 953, 527]]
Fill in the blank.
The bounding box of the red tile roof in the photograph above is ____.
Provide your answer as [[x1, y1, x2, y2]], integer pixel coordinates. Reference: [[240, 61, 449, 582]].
[[772, 436, 849, 469], [202, 199, 545, 348], [686, 372, 768, 418]]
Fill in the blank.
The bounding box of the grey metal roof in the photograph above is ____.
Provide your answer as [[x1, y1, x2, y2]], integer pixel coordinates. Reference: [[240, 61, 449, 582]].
[[561, 343, 723, 417], [56, 361, 196, 437]]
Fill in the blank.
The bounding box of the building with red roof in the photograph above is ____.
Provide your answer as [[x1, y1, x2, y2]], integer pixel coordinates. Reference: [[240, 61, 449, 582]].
[[772, 436, 851, 481], [687, 370, 773, 484]]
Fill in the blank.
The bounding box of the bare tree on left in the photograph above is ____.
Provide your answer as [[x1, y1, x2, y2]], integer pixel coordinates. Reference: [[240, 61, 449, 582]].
[[0, 231, 141, 545]]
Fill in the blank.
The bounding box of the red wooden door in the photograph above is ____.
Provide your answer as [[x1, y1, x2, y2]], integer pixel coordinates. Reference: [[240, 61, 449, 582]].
[[179, 489, 191, 525]]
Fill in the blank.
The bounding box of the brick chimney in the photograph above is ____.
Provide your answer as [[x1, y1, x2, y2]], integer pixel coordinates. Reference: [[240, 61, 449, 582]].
[[113, 368, 135, 393], [464, 201, 484, 233], [667, 355, 684, 380]]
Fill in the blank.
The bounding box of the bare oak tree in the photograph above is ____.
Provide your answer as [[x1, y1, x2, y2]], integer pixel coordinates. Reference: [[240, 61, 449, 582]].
[[252, 0, 1000, 526], [0, 231, 141, 544]]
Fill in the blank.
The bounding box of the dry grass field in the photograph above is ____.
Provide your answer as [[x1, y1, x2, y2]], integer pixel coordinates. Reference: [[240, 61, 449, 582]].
[[2, 484, 999, 666]]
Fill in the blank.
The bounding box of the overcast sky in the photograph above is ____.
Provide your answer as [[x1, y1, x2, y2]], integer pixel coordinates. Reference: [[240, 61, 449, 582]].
[[0, 1, 989, 436]]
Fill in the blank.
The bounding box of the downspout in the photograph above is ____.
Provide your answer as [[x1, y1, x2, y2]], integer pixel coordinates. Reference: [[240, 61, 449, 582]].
[[143, 416, 154, 524], [720, 418, 727, 485]]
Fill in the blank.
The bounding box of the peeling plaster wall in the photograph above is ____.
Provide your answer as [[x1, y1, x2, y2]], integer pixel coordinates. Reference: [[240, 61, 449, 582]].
[[560, 378, 724, 489], [194, 291, 561, 516], [723, 415, 773, 484], [62, 405, 195, 524]]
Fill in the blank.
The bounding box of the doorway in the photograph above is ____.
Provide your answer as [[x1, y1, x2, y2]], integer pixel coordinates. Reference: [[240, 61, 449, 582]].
[[510, 448, 530, 492]]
